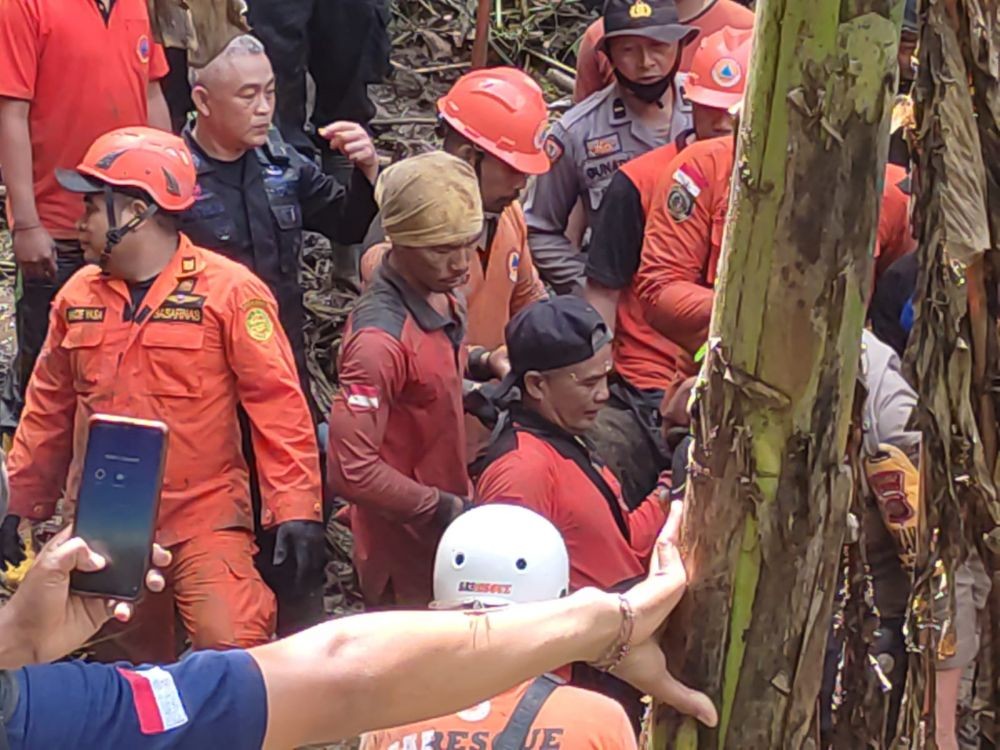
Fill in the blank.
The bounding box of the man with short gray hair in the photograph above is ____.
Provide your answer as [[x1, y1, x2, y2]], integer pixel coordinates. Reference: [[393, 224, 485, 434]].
[[177, 34, 379, 635]]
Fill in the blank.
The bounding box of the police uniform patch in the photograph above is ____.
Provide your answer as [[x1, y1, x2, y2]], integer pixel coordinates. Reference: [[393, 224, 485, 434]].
[[245, 306, 275, 343], [66, 306, 106, 323], [585, 134, 622, 159], [543, 134, 564, 165], [667, 185, 695, 222], [507, 251, 520, 283]]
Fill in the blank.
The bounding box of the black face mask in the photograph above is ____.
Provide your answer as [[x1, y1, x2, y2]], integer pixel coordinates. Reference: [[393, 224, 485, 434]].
[[614, 69, 673, 106]]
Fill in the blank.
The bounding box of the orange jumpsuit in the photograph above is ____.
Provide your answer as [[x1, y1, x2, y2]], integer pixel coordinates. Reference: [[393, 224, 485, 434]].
[[8, 236, 321, 659], [362, 202, 547, 459]]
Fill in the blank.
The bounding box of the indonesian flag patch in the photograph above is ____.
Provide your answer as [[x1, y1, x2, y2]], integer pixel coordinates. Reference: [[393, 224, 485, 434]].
[[673, 163, 709, 198], [119, 667, 189, 734], [343, 384, 381, 412]]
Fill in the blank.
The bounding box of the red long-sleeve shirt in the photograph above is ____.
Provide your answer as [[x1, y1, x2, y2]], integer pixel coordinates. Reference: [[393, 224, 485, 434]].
[[326, 264, 471, 606], [475, 410, 666, 592]]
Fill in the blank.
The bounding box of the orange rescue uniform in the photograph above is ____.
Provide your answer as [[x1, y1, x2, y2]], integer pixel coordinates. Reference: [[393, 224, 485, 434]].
[[572, 0, 755, 103], [360, 679, 638, 750], [8, 237, 321, 654], [636, 139, 913, 367], [635, 135, 734, 359]]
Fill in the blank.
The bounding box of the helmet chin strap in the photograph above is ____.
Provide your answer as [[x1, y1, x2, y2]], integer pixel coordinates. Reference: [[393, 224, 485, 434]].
[[100, 184, 159, 273]]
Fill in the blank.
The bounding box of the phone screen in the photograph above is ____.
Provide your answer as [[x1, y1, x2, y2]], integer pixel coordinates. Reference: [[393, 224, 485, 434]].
[[70, 416, 168, 600]]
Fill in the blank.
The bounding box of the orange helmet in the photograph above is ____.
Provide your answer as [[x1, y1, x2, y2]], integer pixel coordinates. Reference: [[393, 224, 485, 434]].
[[437, 67, 551, 176], [56, 127, 197, 212], [683, 27, 754, 111]]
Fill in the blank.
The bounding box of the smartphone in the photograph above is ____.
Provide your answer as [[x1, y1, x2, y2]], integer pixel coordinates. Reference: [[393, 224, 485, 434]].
[[70, 415, 169, 601]]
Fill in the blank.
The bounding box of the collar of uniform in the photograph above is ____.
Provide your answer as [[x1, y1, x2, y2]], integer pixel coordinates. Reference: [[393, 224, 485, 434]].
[[509, 404, 595, 457], [610, 81, 673, 150], [182, 123, 216, 177], [254, 127, 292, 166], [379, 261, 464, 335], [169, 235, 208, 278]]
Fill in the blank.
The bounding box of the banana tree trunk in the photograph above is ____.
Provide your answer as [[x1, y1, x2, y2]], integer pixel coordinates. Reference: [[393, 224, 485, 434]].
[[903, 0, 1000, 744], [653, 1, 903, 747]]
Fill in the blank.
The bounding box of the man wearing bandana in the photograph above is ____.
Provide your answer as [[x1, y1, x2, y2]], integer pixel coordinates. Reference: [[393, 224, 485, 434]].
[[523, 0, 698, 296]]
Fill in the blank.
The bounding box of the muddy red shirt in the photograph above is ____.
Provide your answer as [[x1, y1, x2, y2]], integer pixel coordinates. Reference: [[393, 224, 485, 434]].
[[0, 0, 169, 238], [327, 264, 471, 607], [475, 408, 666, 592]]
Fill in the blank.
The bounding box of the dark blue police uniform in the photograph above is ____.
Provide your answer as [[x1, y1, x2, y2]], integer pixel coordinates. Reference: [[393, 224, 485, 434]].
[[2, 650, 267, 749], [179, 123, 378, 406]]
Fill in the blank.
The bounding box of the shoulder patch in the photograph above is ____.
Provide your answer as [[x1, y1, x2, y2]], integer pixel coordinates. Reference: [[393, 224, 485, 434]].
[[673, 163, 709, 198], [341, 384, 381, 412], [507, 250, 521, 283], [119, 667, 189, 735], [585, 133, 622, 159], [544, 134, 565, 165], [667, 185, 695, 222], [245, 310, 274, 343], [612, 97, 627, 121]]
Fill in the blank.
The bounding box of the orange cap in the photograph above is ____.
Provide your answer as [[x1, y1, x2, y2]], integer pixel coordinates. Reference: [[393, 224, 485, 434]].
[[437, 67, 551, 176], [56, 127, 197, 212], [683, 27, 754, 111]]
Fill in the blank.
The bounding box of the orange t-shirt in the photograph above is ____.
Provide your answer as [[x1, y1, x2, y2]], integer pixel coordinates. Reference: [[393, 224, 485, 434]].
[[360, 680, 638, 750], [0, 0, 169, 238], [875, 163, 915, 279], [573, 0, 755, 103]]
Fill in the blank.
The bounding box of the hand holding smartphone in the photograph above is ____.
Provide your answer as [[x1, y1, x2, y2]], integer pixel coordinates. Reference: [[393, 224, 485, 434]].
[[70, 415, 168, 601]]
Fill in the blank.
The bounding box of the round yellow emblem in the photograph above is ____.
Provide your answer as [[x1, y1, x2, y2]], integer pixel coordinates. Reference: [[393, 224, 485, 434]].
[[245, 307, 274, 342]]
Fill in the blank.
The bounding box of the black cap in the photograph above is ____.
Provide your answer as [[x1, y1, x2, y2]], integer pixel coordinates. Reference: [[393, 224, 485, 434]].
[[496, 296, 613, 397], [599, 0, 697, 50]]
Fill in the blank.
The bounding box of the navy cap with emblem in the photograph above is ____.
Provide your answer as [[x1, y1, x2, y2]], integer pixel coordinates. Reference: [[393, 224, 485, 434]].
[[598, 0, 697, 50], [495, 296, 612, 397]]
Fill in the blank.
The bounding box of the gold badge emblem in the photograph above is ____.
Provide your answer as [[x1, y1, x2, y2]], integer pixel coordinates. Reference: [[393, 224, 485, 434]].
[[629, 0, 653, 19], [245, 306, 275, 343]]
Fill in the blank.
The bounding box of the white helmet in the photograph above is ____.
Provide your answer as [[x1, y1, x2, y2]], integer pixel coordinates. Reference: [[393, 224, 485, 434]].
[[432, 504, 570, 609]]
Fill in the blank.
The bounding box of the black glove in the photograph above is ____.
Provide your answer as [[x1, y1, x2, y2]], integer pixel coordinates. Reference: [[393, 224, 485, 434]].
[[434, 491, 469, 530], [0, 514, 25, 570], [273, 520, 326, 589]]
